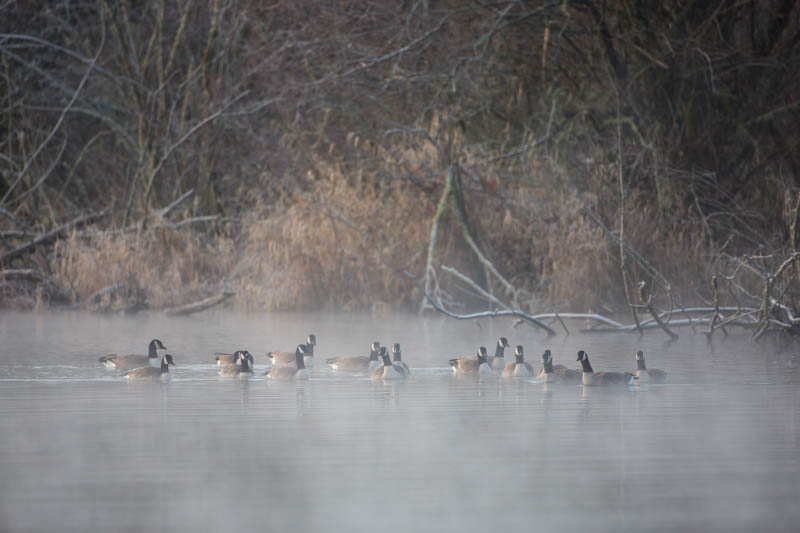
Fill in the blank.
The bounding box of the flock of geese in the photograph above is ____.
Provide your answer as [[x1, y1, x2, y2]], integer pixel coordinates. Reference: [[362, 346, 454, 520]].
[[97, 335, 667, 386]]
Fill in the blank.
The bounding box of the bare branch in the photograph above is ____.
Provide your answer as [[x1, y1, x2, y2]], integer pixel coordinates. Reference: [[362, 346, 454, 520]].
[[165, 290, 234, 316], [420, 281, 557, 336], [1, 21, 105, 206], [0, 210, 110, 264], [155, 189, 195, 218]]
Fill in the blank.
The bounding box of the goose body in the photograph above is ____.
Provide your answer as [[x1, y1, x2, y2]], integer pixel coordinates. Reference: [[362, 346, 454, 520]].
[[266, 345, 309, 381], [553, 366, 582, 383], [215, 353, 236, 367], [99, 339, 166, 370], [371, 348, 405, 381], [488, 337, 511, 370], [449, 337, 507, 371], [326, 342, 381, 372], [219, 350, 254, 378], [535, 350, 581, 383], [268, 334, 316, 368], [577, 350, 637, 386], [634, 350, 668, 383], [449, 347, 493, 377], [390, 343, 410, 377], [215, 350, 256, 369], [536, 363, 568, 379], [502, 345, 534, 377], [125, 354, 174, 381]]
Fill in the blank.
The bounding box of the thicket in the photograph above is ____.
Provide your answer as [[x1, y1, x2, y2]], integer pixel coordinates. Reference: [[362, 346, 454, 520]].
[[1, 1, 799, 331]]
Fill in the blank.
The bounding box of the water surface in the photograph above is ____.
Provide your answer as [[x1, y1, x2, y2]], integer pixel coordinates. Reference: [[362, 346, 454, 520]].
[[0, 311, 798, 532]]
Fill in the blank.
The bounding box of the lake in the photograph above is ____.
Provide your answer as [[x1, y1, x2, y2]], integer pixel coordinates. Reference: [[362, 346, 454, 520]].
[[0, 310, 798, 532]]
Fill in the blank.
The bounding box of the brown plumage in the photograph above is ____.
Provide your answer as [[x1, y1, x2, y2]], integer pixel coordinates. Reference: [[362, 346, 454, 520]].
[[219, 350, 254, 377], [391, 343, 410, 377], [577, 350, 637, 386], [326, 342, 381, 372], [268, 334, 316, 367], [265, 345, 309, 381], [634, 350, 668, 383], [215, 352, 236, 367], [124, 354, 174, 381], [451, 337, 509, 370], [535, 349, 581, 383], [449, 347, 493, 376], [553, 366, 582, 384], [502, 345, 534, 377], [371, 348, 405, 380], [488, 337, 511, 370], [99, 339, 166, 370]]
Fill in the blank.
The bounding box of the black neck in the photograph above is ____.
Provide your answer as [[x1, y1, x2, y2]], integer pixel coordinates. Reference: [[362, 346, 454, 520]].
[[495, 343, 505, 358], [149, 342, 158, 358], [296, 351, 306, 370], [304, 343, 314, 357], [579, 356, 593, 373], [241, 356, 251, 372], [637, 358, 647, 370], [393, 352, 402, 362], [477, 354, 487, 364], [160, 359, 169, 372], [369, 349, 379, 361], [543, 361, 554, 373], [382, 355, 392, 367], [515, 354, 524, 364]]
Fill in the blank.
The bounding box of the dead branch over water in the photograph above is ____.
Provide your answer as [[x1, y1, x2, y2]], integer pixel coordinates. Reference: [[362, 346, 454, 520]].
[[418, 216, 796, 340], [165, 291, 234, 316], [0, 210, 110, 263]]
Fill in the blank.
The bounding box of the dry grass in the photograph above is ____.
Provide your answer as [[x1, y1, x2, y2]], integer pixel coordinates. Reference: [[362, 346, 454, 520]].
[[50, 226, 236, 311], [45, 164, 436, 312], [37, 157, 724, 314]]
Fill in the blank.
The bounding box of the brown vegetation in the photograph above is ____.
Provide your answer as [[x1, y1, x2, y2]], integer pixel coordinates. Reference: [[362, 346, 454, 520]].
[[1, 1, 800, 331]]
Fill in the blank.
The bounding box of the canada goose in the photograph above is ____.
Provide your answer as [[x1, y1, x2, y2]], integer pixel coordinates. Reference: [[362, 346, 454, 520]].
[[99, 339, 166, 370], [449, 347, 493, 377], [488, 337, 511, 370], [325, 341, 381, 372], [391, 343, 410, 377], [372, 347, 405, 381], [214, 350, 257, 368], [265, 345, 309, 381], [448, 337, 507, 369], [502, 345, 534, 377], [634, 350, 667, 383], [537, 348, 559, 382], [125, 354, 175, 381], [577, 350, 637, 386], [535, 349, 581, 383], [219, 350, 254, 378], [267, 334, 316, 368], [214, 352, 238, 367]]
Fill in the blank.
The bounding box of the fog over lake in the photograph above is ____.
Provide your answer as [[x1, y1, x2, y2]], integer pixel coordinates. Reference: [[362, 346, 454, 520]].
[[1, 310, 798, 532]]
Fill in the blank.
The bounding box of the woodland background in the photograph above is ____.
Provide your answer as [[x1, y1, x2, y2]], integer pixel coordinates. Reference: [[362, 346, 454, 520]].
[[1, 1, 799, 323]]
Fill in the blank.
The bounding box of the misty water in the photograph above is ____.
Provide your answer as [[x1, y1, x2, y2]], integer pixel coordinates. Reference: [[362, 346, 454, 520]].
[[0, 311, 798, 532]]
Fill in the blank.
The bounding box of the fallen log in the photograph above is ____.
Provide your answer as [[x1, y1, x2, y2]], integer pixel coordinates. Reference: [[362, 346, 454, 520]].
[[164, 291, 234, 316], [0, 209, 110, 264], [0, 268, 46, 282], [0, 268, 71, 303]]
